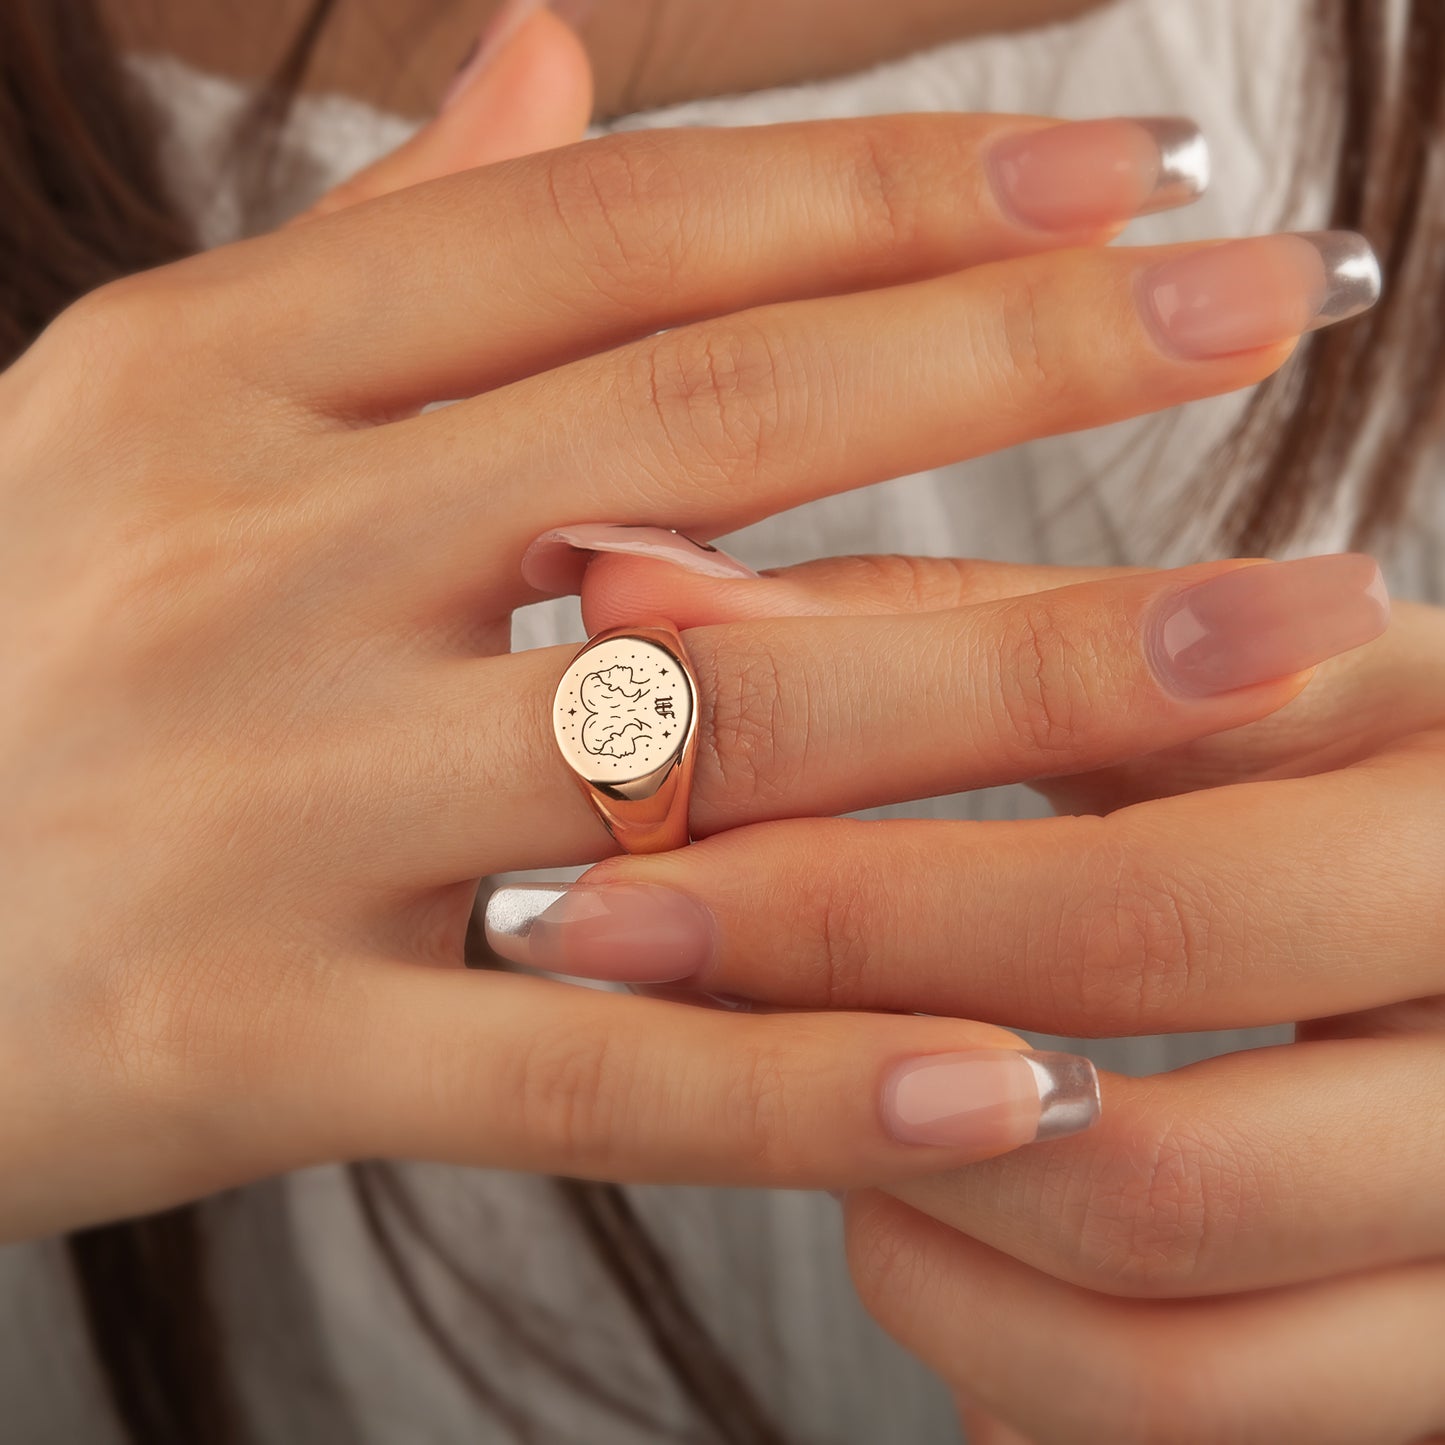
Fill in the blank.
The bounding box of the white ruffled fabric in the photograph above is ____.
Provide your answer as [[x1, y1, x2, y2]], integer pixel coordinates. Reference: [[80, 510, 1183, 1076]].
[[6, 4, 1440, 1442]]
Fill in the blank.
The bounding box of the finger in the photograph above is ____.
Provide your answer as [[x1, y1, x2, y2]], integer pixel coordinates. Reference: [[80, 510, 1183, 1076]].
[[294, 9, 593, 223], [360, 230, 1375, 612], [523, 731, 1443, 1035], [401, 554, 1387, 880], [244, 112, 1204, 413], [885, 1033, 1445, 1301], [548, 530, 1144, 631], [847, 1192, 1445, 1445], [267, 964, 1103, 1189], [567, 539, 1444, 800], [1041, 596, 1445, 809]]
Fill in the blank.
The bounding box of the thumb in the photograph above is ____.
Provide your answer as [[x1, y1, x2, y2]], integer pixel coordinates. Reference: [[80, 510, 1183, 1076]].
[[296, 4, 592, 224]]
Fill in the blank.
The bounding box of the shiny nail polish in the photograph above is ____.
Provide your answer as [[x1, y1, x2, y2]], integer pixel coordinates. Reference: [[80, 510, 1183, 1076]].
[[485, 882, 717, 982], [987, 117, 1208, 231], [1144, 553, 1390, 698], [1138, 231, 1381, 358], [521, 523, 759, 594], [882, 1049, 1100, 1153]]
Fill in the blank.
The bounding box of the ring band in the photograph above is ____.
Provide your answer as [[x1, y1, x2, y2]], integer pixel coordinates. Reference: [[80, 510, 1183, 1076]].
[[552, 621, 699, 853]]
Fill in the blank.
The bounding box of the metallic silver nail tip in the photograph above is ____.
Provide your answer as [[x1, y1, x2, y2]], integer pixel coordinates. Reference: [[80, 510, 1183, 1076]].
[[483, 885, 567, 944], [1132, 117, 1210, 215], [1298, 230, 1383, 325], [1020, 1051, 1101, 1142]]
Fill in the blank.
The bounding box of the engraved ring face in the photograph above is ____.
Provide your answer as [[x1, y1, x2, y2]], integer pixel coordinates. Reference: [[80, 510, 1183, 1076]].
[[552, 635, 695, 787]]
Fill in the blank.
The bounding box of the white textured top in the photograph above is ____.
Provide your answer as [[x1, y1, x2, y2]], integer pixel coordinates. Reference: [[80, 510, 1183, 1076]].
[[7, 2, 1441, 1441]]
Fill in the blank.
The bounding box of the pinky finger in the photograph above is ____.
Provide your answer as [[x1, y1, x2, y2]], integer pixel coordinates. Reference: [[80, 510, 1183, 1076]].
[[846, 1192, 1445, 1445]]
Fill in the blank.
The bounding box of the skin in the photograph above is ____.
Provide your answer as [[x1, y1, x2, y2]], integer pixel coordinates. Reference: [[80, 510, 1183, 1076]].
[[22, 6, 1445, 1441]]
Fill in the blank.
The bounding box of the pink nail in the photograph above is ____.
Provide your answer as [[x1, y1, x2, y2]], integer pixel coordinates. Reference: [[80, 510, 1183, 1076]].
[[1138, 231, 1381, 358], [882, 1050, 1100, 1153], [521, 524, 759, 594], [987, 117, 1208, 231], [485, 883, 717, 983], [1144, 553, 1390, 698], [442, 0, 547, 110]]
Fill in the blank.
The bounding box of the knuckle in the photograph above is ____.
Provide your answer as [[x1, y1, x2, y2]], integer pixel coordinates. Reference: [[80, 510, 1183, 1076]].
[[46, 272, 204, 393], [1066, 825, 1229, 1030], [838, 125, 919, 257], [721, 1032, 798, 1173], [989, 602, 1099, 762], [1070, 1110, 1260, 1297], [694, 634, 800, 812], [843, 1194, 934, 1326], [846, 552, 978, 612], [812, 847, 880, 1009], [630, 320, 790, 493], [509, 1025, 627, 1169], [542, 135, 688, 298], [987, 272, 1070, 417]]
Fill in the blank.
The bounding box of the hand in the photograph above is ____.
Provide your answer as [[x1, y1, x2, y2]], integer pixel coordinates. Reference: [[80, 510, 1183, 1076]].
[[516, 541, 1440, 1444], [1, 109, 1364, 1243]]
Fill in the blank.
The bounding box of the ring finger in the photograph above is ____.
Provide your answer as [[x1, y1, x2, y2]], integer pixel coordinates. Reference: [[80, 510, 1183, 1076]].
[[382, 552, 1387, 881]]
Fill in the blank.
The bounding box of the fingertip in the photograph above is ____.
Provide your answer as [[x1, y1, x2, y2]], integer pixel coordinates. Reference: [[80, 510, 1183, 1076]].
[[438, 9, 594, 164]]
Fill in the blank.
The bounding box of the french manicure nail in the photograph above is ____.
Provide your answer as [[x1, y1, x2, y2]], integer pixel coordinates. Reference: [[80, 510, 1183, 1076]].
[[1138, 231, 1381, 358], [521, 523, 759, 594], [442, 0, 547, 110], [987, 117, 1208, 232], [485, 882, 717, 982], [882, 1049, 1100, 1153], [1144, 553, 1390, 698]]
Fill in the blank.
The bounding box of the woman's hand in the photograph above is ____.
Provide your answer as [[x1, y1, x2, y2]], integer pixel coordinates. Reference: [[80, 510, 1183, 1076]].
[[0, 110, 1371, 1243], [509, 540, 1441, 1444]]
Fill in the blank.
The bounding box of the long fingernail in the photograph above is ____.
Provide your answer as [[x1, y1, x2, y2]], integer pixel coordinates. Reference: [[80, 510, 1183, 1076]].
[[442, 0, 547, 110], [1144, 553, 1390, 698], [1138, 231, 1381, 358], [485, 883, 717, 982], [986, 117, 1208, 231], [882, 1050, 1100, 1153], [521, 524, 759, 594]]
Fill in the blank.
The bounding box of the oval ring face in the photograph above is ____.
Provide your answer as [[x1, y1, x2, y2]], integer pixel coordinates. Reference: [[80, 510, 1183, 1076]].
[[552, 636, 695, 786]]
